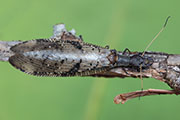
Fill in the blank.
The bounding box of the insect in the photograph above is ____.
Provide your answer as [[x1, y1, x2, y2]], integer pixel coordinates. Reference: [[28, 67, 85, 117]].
[[8, 16, 171, 78], [8, 37, 153, 77]]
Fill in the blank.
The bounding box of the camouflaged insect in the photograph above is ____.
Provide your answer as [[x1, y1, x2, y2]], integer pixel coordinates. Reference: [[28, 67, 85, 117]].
[[9, 38, 112, 76], [9, 37, 153, 77]]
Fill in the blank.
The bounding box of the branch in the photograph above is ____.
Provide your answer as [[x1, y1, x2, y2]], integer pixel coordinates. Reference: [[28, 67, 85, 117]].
[[0, 23, 180, 104], [114, 89, 180, 104]]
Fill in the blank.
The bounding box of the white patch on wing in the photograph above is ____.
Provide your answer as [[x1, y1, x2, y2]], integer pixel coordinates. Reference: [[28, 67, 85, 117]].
[[23, 50, 110, 65]]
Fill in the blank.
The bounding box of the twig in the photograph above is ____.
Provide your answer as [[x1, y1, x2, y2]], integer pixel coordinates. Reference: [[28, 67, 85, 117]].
[[114, 89, 180, 104]]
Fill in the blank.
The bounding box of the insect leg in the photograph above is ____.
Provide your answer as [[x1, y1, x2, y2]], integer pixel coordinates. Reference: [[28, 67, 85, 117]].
[[122, 48, 131, 55], [79, 35, 83, 41]]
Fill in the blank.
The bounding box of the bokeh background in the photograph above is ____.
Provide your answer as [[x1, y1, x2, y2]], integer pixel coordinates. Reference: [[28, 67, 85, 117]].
[[0, 0, 179, 120]]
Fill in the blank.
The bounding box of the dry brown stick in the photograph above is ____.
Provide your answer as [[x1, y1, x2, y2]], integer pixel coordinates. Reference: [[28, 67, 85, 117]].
[[114, 89, 180, 104], [0, 41, 21, 61]]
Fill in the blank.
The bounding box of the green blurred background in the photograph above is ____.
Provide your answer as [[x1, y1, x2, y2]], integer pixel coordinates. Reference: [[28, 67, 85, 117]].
[[0, 0, 179, 120]]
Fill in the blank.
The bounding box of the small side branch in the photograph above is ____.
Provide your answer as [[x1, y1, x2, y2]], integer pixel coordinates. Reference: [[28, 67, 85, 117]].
[[0, 41, 21, 61], [114, 89, 180, 104]]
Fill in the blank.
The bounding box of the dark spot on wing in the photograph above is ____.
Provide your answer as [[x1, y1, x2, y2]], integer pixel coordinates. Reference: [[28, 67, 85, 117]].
[[33, 71, 38, 75], [53, 72, 59, 76], [66, 40, 82, 49], [34, 54, 38, 57], [96, 61, 99, 67], [61, 60, 82, 76]]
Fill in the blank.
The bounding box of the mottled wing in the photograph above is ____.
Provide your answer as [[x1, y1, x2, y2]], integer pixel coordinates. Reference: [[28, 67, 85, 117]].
[[9, 54, 80, 76], [10, 39, 58, 53], [9, 54, 110, 76], [9, 39, 111, 76]]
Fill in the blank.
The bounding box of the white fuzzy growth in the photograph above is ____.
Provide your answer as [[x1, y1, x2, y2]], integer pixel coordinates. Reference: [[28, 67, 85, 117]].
[[51, 24, 66, 38], [51, 24, 76, 38], [70, 29, 76, 35]]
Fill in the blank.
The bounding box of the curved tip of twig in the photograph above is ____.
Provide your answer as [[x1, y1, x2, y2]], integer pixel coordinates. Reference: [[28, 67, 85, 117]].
[[114, 94, 127, 104]]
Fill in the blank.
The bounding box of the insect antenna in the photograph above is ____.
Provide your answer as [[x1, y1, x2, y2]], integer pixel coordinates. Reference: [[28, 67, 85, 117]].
[[139, 16, 171, 94], [142, 16, 171, 56]]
